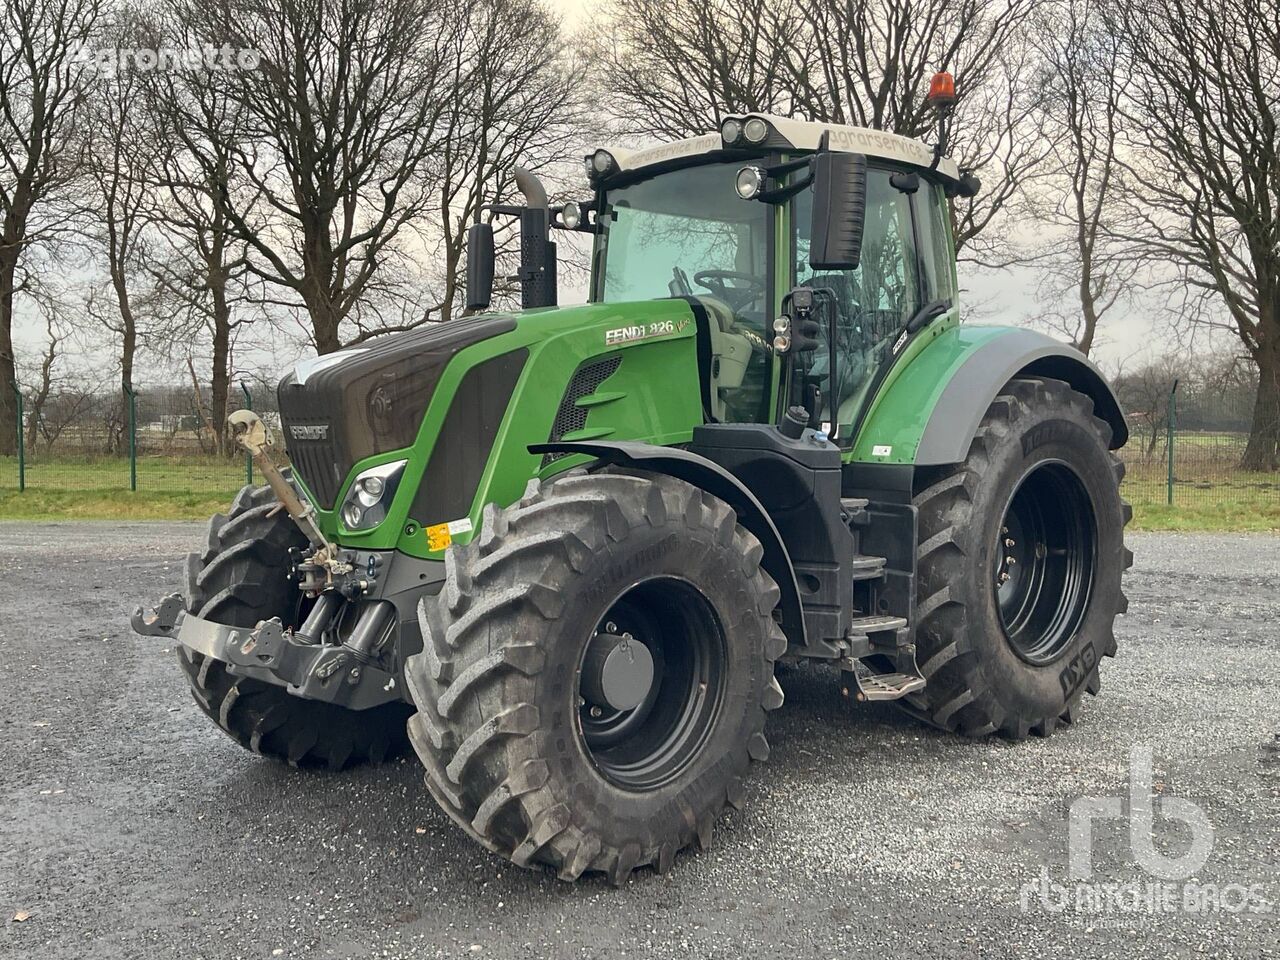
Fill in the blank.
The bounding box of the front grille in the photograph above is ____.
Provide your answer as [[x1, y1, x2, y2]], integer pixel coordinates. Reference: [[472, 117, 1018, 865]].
[[286, 434, 344, 507], [541, 355, 622, 467]]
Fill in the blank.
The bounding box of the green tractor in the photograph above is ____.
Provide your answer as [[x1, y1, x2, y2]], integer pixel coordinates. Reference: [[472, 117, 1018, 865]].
[[134, 93, 1131, 884]]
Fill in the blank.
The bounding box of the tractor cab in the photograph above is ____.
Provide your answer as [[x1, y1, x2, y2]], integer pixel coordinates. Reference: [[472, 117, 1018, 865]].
[[470, 108, 980, 451]]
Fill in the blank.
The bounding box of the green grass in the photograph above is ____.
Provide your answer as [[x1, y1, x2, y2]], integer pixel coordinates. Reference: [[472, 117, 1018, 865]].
[[0, 454, 246, 520], [1, 454, 1278, 530], [0, 488, 239, 520]]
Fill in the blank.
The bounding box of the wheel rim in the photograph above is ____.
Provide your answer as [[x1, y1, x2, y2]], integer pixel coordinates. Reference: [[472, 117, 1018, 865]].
[[994, 461, 1097, 665], [577, 577, 726, 791]]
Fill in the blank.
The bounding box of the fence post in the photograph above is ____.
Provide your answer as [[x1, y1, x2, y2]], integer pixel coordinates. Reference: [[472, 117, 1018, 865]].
[[240, 380, 252, 486], [11, 380, 23, 493], [1166, 379, 1178, 507], [124, 384, 137, 492]]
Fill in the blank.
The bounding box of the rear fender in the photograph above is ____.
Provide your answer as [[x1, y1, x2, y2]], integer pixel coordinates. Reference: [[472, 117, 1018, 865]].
[[851, 326, 1128, 467]]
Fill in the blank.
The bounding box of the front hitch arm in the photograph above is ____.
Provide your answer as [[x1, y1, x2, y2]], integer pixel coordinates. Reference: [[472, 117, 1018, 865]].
[[131, 593, 185, 637]]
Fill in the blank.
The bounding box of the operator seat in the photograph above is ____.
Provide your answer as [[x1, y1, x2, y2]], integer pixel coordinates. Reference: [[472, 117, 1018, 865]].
[[697, 296, 754, 422]]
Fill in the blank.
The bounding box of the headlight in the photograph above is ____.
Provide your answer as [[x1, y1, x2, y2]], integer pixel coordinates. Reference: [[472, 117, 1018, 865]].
[[735, 165, 765, 199], [561, 201, 582, 229], [339, 459, 407, 531], [721, 118, 742, 144], [743, 117, 769, 143]]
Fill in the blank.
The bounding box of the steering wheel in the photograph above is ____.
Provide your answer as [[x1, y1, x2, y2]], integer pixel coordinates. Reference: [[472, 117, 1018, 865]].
[[693, 270, 766, 312]]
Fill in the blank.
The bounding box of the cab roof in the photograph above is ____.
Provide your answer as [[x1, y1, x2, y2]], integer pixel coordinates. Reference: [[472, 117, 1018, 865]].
[[592, 113, 962, 184]]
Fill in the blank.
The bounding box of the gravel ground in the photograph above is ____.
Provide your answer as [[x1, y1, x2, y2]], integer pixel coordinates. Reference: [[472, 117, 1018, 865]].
[[0, 523, 1276, 960]]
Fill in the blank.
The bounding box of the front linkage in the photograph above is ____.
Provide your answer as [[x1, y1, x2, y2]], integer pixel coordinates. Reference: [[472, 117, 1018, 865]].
[[132, 410, 403, 712]]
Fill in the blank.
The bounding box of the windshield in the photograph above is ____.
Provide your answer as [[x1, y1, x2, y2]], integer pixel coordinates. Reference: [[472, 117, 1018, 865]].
[[597, 161, 772, 422]]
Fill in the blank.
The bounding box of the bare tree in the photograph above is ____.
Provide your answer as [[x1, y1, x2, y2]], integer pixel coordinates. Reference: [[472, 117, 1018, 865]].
[[592, 0, 1049, 260], [141, 18, 257, 454], [1025, 0, 1135, 355], [173, 0, 461, 354], [592, 0, 800, 138], [0, 0, 101, 455], [1106, 0, 1280, 470], [82, 11, 157, 434], [22, 310, 62, 449]]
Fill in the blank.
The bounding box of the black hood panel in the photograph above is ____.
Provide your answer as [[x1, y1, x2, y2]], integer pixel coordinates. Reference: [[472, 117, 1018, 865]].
[[277, 316, 517, 508]]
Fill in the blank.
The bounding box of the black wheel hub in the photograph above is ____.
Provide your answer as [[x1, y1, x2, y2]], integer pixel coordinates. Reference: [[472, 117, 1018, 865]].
[[995, 461, 1097, 665], [577, 578, 726, 791]]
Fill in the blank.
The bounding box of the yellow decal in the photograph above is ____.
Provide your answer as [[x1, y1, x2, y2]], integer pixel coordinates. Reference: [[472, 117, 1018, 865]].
[[426, 516, 474, 551], [426, 523, 452, 551]]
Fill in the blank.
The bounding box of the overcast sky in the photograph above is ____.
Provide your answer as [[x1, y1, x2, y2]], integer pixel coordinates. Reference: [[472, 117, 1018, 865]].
[[11, 2, 1178, 383]]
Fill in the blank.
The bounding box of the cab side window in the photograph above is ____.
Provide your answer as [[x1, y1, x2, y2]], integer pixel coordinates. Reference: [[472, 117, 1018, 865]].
[[914, 183, 955, 302]]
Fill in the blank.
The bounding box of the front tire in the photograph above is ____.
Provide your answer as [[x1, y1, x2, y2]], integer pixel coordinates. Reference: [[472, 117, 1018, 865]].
[[903, 377, 1132, 738], [180, 482, 412, 769], [404, 471, 786, 883]]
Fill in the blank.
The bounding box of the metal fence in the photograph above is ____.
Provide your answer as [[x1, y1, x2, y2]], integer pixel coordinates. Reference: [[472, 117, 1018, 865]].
[[1117, 379, 1280, 513], [4, 377, 1279, 518], [3, 379, 264, 498]]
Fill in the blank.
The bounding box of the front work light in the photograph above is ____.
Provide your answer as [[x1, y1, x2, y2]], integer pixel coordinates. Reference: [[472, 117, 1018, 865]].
[[721, 118, 742, 145], [340, 459, 407, 531], [735, 165, 766, 199], [591, 150, 616, 174], [743, 117, 769, 143]]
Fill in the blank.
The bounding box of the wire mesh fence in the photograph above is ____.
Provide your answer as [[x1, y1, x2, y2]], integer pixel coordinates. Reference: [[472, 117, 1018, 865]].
[[4, 376, 1279, 522], [2, 379, 268, 499], [1117, 378, 1280, 515]]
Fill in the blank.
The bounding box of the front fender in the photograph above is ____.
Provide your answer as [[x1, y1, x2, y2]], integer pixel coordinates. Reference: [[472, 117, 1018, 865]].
[[528, 439, 807, 651], [851, 326, 1128, 467]]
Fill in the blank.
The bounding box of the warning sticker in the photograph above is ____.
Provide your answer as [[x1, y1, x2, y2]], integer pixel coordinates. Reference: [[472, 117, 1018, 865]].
[[425, 516, 473, 551], [872, 444, 893, 457]]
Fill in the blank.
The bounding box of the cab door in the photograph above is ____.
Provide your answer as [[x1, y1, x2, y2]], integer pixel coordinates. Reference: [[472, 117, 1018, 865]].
[[791, 167, 956, 446]]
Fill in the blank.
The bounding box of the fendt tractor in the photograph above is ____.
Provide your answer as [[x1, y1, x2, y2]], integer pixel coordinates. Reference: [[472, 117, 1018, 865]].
[[135, 75, 1132, 884]]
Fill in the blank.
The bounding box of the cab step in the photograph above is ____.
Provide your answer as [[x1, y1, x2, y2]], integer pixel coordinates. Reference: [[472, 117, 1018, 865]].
[[843, 660, 927, 702], [848, 555, 887, 581], [848, 614, 907, 637]]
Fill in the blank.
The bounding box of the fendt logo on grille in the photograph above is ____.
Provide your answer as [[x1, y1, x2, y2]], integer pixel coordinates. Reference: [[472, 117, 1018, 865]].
[[289, 424, 329, 441]]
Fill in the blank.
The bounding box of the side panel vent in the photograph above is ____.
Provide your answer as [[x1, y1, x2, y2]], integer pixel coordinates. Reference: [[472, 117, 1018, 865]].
[[542, 355, 622, 467]]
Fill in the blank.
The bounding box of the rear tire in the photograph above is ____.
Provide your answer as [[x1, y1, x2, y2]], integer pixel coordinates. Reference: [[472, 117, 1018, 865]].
[[902, 377, 1132, 738], [404, 471, 786, 883], [180, 482, 411, 769]]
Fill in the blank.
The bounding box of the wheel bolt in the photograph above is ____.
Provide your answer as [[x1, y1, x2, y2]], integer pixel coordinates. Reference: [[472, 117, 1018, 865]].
[[589, 705, 603, 719], [1004, 538, 1016, 547]]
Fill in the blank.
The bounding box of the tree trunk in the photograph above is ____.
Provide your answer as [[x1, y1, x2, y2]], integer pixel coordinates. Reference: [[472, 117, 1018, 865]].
[[209, 277, 231, 456], [303, 282, 342, 355], [1241, 335, 1280, 471], [27, 334, 56, 451], [0, 247, 18, 457]]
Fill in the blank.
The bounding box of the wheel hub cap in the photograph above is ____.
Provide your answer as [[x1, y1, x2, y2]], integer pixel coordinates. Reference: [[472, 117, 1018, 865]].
[[581, 626, 656, 712]]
